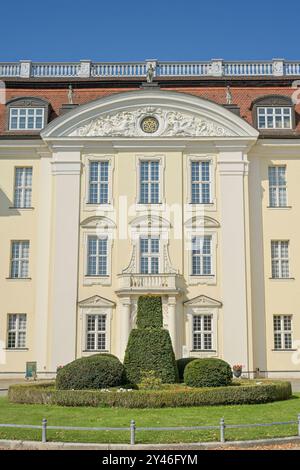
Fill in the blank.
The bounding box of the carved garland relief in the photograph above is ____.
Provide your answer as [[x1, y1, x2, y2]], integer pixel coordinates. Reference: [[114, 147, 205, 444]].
[[71, 107, 234, 137]]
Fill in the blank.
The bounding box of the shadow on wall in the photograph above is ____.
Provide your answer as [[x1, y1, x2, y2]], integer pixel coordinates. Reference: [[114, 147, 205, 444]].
[[0, 187, 20, 216]]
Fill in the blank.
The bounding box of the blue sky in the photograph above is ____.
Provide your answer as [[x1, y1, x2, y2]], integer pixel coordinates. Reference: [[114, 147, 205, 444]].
[[1, 0, 299, 61]]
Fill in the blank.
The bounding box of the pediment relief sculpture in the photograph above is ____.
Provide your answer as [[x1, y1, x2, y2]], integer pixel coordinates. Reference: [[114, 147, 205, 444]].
[[70, 107, 234, 138]]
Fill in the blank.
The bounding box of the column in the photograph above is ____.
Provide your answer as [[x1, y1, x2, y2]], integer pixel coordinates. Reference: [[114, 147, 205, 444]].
[[119, 297, 131, 360], [218, 148, 249, 370], [34, 152, 52, 376], [49, 149, 82, 371], [168, 296, 177, 357]]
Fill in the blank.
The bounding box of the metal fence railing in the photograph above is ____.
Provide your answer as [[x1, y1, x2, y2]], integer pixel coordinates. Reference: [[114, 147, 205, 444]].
[[0, 415, 300, 445]]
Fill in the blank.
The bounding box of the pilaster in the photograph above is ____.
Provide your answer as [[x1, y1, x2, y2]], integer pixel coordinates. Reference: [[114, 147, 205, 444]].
[[49, 149, 82, 370]]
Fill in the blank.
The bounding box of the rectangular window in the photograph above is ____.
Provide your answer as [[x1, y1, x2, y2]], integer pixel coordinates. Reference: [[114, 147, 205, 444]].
[[268, 166, 287, 207], [140, 236, 160, 274], [191, 161, 211, 204], [271, 240, 289, 278], [10, 241, 29, 278], [273, 315, 292, 350], [88, 161, 109, 204], [7, 314, 27, 349], [14, 167, 33, 208], [257, 107, 292, 129], [139, 160, 160, 204], [86, 314, 107, 351], [9, 108, 44, 130], [191, 236, 212, 276], [193, 315, 213, 351], [87, 236, 108, 276]]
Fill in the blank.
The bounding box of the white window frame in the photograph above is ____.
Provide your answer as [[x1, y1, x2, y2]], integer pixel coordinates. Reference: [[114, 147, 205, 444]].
[[87, 235, 108, 277], [257, 106, 292, 130], [185, 230, 217, 285], [186, 155, 216, 212], [268, 165, 288, 208], [135, 154, 165, 211], [13, 167, 33, 208], [81, 308, 112, 355], [271, 240, 290, 279], [191, 235, 213, 277], [7, 313, 27, 349], [185, 306, 218, 357], [84, 233, 112, 285], [9, 107, 45, 130], [10, 240, 30, 279], [82, 217, 115, 286], [192, 314, 214, 351], [123, 215, 175, 275], [84, 154, 114, 211], [273, 315, 293, 350], [85, 313, 108, 352], [139, 235, 161, 274]]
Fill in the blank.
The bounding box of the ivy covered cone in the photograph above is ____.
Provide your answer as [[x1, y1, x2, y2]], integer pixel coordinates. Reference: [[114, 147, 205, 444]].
[[124, 296, 178, 385]]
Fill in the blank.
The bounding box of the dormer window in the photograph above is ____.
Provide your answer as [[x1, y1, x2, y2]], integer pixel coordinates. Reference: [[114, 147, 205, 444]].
[[257, 107, 292, 130], [9, 108, 45, 130], [6, 97, 49, 131], [251, 95, 294, 132]]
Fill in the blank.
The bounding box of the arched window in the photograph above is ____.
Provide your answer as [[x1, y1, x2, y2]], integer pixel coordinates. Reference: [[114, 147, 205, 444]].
[[6, 97, 50, 131], [251, 95, 295, 131]]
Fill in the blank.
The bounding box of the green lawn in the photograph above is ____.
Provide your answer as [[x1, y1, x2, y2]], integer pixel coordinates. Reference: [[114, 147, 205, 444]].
[[0, 395, 299, 444]]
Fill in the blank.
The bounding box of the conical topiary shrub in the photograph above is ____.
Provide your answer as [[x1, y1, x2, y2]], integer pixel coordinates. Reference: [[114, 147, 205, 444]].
[[124, 296, 178, 385]]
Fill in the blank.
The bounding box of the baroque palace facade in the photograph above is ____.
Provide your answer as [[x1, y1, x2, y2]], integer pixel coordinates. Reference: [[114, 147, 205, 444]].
[[0, 58, 300, 378]]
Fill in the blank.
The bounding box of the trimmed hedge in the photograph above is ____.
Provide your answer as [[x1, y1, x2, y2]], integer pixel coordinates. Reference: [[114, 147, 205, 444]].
[[8, 381, 292, 408], [56, 354, 125, 390], [136, 296, 163, 329], [124, 329, 178, 384], [124, 296, 178, 384], [176, 358, 197, 382], [184, 358, 232, 388]]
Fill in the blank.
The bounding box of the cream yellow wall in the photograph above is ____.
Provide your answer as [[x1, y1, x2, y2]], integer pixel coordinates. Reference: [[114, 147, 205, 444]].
[[0, 153, 40, 373], [249, 142, 300, 377], [76, 149, 224, 361], [1, 138, 300, 377]]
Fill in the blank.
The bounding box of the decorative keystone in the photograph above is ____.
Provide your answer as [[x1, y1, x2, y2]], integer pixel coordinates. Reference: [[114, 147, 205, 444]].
[[20, 60, 32, 78], [272, 58, 285, 76]]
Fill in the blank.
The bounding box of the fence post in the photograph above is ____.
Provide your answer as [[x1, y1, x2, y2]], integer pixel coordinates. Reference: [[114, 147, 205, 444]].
[[130, 419, 136, 445], [220, 418, 225, 443], [42, 418, 47, 443], [298, 414, 300, 437]]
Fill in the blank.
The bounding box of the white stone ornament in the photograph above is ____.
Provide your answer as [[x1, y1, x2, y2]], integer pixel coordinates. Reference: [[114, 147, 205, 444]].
[[72, 107, 233, 137]]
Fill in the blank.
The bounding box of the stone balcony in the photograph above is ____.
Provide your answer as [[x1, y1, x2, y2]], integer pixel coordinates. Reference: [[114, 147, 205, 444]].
[[116, 273, 182, 295]]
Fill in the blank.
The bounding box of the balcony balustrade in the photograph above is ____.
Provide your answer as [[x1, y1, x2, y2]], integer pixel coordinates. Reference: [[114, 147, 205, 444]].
[[1, 59, 299, 79]]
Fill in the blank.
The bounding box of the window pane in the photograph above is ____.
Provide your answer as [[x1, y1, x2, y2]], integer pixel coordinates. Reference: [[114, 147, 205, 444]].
[[140, 161, 160, 204], [191, 161, 211, 204], [89, 161, 109, 204]]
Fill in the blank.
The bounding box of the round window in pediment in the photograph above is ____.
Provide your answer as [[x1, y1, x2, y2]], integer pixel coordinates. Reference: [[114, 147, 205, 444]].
[[140, 116, 159, 134]]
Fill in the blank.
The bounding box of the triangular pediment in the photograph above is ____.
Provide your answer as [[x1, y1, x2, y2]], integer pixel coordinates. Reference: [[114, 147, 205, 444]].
[[78, 295, 115, 308], [184, 295, 222, 308]]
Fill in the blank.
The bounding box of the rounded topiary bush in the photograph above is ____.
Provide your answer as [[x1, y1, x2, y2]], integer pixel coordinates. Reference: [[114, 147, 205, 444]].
[[56, 354, 125, 390], [184, 358, 232, 388], [176, 357, 197, 382]]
